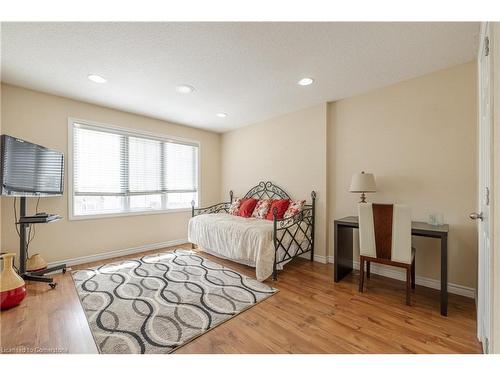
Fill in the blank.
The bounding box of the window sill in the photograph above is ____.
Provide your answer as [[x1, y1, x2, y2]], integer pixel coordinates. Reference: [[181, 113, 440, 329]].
[[68, 207, 194, 221]]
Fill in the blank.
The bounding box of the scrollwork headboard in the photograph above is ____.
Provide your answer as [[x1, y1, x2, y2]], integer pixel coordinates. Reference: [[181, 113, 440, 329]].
[[239, 181, 291, 200]]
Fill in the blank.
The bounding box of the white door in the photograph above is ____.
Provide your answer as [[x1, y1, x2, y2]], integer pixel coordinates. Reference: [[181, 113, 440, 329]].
[[472, 22, 493, 354]]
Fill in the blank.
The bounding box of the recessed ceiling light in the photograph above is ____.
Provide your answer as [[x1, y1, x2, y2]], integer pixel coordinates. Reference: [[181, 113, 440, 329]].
[[88, 74, 107, 84], [298, 77, 314, 86], [216, 113, 228, 118], [176, 85, 195, 94]]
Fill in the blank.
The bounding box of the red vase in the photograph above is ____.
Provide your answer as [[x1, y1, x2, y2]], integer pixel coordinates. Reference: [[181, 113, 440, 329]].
[[0, 253, 26, 310]]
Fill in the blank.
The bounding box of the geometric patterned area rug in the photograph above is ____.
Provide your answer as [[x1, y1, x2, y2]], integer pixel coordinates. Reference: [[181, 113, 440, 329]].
[[71, 249, 277, 354]]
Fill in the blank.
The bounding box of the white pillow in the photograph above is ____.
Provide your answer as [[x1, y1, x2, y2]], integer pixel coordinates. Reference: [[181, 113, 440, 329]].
[[228, 198, 242, 215], [251, 199, 272, 219], [284, 200, 306, 218]]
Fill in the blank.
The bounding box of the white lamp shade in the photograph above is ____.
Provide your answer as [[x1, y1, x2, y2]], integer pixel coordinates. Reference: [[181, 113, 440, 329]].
[[349, 172, 376, 193]]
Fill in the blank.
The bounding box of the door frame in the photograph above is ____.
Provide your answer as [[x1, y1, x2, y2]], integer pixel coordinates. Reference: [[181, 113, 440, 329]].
[[477, 21, 494, 353]]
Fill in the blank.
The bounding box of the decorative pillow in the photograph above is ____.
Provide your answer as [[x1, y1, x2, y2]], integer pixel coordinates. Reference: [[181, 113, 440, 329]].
[[238, 198, 258, 217], [284, 199, 306, 219], [251, 199, 272, 219], [228, 198, 242, 215], [265, 199, 291, 220]]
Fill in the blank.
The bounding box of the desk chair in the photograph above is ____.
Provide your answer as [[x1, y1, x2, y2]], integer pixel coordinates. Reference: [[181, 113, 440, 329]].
[[358, 203, 415, 306]]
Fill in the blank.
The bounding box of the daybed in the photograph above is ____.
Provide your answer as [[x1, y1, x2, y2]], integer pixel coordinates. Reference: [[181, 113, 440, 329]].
[[188, 181, 316, 281]]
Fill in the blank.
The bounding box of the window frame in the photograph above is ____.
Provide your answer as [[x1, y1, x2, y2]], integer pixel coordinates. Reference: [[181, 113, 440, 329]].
[[67, 117, 201, 221]]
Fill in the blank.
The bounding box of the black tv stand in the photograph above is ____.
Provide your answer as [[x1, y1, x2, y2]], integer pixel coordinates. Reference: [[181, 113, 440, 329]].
[[17, 197, 66, 288]]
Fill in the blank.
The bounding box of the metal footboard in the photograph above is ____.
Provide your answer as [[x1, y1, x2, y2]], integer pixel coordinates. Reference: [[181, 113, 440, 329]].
[[272, 191, 316, 280]]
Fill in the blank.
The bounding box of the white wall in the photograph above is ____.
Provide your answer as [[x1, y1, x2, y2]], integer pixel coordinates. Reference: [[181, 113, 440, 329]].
[[491, 22, 500, 354], [221, 61, 477, 291], [0, 84, 221, 264], [328, 61, 478, 289], [221, 104, 328, 258]]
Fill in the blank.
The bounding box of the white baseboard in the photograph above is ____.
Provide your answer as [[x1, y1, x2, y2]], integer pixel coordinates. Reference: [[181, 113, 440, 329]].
[[352, 259, 475, 299], [298, 253, 328, 263], [47, 238, 188, 268], [304, 254, 475, 299], [312, 254, 329, 264]]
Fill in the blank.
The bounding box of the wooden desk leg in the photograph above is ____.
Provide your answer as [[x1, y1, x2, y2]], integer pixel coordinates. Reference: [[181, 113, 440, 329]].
[[440, 233, 448, 316], [334, 223, 354, 282]]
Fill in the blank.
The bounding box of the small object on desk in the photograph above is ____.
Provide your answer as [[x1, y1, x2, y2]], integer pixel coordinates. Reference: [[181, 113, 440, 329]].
[[349, 171, 377, 203], [428, 213, 444, 226]]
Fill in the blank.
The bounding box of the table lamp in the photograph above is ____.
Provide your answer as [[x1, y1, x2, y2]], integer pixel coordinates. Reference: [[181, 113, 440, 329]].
[[349, 171, 376, 203]]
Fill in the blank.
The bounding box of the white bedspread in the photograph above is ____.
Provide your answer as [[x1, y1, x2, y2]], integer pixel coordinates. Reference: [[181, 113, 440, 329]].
[[188, 213, 276, 281]]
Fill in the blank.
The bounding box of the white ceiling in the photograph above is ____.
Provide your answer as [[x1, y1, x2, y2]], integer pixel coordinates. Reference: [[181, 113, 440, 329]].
[[1, 22, 479, 133]]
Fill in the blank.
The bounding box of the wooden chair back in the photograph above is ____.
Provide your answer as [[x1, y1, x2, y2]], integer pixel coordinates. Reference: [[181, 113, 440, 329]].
[[358, 203, 412, 264]]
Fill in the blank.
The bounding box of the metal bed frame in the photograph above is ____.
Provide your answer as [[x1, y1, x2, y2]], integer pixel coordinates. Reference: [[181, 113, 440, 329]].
[[191, 181, 316, 280]]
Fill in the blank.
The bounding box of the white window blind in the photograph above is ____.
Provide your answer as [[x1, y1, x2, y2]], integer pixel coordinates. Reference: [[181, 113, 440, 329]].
[[72, 121, 199, 217]]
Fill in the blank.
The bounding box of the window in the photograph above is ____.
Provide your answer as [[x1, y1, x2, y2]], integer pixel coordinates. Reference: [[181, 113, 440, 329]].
[[70, 120, 199, 218]]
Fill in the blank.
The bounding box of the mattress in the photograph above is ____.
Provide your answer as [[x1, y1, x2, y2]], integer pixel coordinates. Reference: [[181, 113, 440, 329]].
[[188, 213, 307, 281]]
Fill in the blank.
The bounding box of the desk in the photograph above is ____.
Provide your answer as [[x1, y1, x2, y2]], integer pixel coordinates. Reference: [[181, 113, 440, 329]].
[[334, 216, 449, 316]]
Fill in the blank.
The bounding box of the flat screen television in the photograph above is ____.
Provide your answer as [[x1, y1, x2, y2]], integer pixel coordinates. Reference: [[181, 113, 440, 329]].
[[0, 135, 64, 196]]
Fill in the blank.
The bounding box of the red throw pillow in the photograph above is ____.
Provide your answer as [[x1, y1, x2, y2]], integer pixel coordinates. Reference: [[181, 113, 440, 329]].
[[265, 199, 291, 220], [237, 198, 258, 217]]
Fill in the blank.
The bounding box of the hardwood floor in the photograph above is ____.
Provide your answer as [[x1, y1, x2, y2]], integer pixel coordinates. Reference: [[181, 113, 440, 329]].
[[0, 244, 482, 354]]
